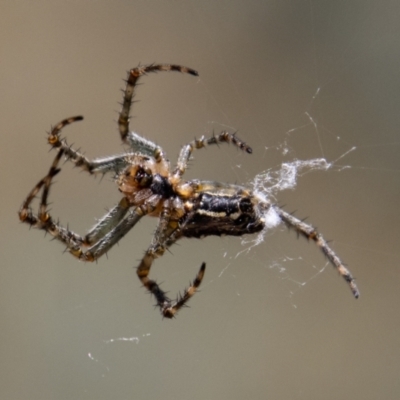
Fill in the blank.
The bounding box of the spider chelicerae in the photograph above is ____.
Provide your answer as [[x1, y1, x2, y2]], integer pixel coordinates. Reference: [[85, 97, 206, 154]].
[[19, 64, 359, 318]]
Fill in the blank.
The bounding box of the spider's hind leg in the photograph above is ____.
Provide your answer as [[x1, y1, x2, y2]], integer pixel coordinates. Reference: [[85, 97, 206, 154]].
[[273, 205, 360, 298]]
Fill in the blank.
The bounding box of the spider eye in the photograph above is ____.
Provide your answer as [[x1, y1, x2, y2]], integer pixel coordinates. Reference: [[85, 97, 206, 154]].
[[135, 167, 153, 187]]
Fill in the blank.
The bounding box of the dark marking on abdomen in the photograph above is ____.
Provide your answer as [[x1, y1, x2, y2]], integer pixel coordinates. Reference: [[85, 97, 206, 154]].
[[182, 193, 263, 238]]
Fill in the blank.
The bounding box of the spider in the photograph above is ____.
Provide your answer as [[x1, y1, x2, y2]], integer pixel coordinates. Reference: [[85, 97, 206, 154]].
[[19, 64, 359, 318]]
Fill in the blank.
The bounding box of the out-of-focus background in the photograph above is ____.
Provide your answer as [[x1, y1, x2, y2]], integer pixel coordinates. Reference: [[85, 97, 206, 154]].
[[1, 2, 399, 399]]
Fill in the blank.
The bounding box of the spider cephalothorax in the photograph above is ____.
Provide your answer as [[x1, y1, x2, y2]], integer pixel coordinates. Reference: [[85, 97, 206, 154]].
[[19, 64, 359, 319]]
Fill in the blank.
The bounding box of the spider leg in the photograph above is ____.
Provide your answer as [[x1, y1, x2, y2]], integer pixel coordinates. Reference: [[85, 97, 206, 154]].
[[82, 209, 143, 261], [48, 116, 134, 175], [118, 64, 198, 160], [19, 149, 143, 261], [272, 205, 360, 298], [136, 204, 206, 318], [84, 199, 131, 245], [173, 132, 253, 179]]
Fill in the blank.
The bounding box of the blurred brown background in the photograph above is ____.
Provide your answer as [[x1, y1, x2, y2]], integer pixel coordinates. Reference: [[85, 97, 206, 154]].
[[1, 1, 399, 399]]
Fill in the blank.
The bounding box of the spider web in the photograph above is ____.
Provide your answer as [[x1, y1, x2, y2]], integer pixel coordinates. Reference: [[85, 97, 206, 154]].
[[178, 1, 397, 304], [70, 0, 396, 351], [3, 3, 400, 400], [179, 71, 357, 303], [212, 138, 354, 301]]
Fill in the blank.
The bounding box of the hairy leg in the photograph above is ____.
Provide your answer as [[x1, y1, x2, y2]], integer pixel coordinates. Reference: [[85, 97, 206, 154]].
[[136, 203, 206, 318], [273, 205, 359, 298], [173, 131, 252, 179], [48, 116, 134, 175], [118, 64, 198, 160], [19, 149, 143, 261]]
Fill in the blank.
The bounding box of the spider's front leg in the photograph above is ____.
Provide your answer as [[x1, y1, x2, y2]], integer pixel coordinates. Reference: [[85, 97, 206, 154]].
[[19, 149, 143, 261], [118, 64, 198, 159], [48, 116, 134, 175], [136, 204, 206, 318]]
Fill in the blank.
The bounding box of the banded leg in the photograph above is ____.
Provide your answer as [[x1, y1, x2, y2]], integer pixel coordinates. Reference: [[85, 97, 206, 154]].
[[48, 116, 133, 175], [118, 64, 198, 160], [136, 204, 206, 318], [272, 206, 360, 298], [173, 132, 253, 179], [19, 149, 143, 261]]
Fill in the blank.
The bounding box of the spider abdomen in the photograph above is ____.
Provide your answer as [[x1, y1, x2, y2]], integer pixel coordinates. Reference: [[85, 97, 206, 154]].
[[182, 191, 264, 238]]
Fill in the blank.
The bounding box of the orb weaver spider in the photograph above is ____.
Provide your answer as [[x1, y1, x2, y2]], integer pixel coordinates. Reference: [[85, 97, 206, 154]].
[[19, 64, 359, 318]]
